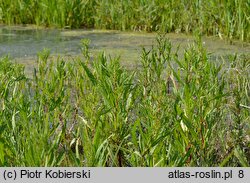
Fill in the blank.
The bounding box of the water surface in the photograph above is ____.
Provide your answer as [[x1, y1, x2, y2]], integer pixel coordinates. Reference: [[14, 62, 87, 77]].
[[0, 25, 249, 74]]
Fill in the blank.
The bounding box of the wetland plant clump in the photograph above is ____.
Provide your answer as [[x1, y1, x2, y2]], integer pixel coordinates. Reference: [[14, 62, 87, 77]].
[[0, 0, 249, 42], [0, 38, 249, 166]]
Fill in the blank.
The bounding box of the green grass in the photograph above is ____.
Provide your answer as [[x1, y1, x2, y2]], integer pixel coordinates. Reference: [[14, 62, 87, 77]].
[[0, 0, 249, 42], [0, 37, 249, 166]]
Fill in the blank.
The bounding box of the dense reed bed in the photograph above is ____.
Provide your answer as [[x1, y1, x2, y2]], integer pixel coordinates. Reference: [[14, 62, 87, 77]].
[[0, 38, 249, 166], [0, 0, 249, 42]]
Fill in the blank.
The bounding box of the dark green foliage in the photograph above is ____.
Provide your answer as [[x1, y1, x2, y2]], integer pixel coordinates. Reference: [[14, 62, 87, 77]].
[[0, 0, 249, 41]]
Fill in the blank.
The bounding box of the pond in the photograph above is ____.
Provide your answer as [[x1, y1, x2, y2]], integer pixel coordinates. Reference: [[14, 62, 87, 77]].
[[0, 25, 249, 74]]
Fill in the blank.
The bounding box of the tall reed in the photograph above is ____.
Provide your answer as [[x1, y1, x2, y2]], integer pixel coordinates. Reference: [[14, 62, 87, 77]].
[[0, 0, 249, 41]]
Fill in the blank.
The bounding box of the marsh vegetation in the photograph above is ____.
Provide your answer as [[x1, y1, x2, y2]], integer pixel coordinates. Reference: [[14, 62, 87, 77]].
[[0, 0, 249, 167], [0, 38, 249, 166], [0, 0, 249, 41]]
